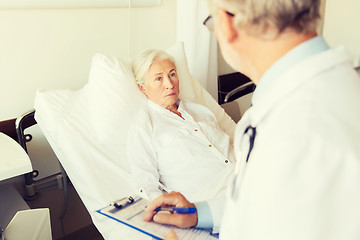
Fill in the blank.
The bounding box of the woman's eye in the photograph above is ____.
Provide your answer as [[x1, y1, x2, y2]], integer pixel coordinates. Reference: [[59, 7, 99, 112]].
[[170, 73, 176, 77], [156, 77, 162, 81]]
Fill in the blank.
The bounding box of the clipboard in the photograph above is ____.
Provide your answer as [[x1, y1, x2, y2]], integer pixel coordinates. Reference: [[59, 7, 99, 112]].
[[96, 195, 218, 240]]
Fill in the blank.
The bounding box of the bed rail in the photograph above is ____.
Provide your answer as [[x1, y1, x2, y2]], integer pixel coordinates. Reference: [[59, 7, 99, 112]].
[[15, 109, 39, 200], [224, 82, 255, 103]]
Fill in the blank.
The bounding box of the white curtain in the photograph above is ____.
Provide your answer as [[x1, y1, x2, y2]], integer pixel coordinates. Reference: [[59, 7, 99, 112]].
[[176, 0, 219, 101]]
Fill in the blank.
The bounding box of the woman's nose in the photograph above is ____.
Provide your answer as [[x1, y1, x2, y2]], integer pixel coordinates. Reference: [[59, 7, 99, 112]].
[[164, 77, 174, 89]]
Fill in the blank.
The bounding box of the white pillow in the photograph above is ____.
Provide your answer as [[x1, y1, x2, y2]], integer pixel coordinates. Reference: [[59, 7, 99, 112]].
[[87, 54, 146, 145], [87, 42, 235, 145]]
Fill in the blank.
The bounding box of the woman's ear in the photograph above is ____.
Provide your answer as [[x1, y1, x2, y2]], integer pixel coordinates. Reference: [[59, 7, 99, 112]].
[[217, 9, 237, 43], [138, 84, 147, 95]]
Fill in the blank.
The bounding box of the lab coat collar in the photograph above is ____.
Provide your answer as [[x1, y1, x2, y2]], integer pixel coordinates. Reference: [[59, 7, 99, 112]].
[[252, 36, 329, 106], [248, 46, 352, 127]]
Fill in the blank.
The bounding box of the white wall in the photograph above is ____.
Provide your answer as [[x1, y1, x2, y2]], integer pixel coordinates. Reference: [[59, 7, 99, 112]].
[[0, 1, 176, 120], [0, 1, 176, 178], [322, 0, 360, 67]]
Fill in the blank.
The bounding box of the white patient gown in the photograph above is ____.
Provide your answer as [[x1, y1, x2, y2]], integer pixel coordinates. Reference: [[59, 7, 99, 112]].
[[126, 99, 235, 202]]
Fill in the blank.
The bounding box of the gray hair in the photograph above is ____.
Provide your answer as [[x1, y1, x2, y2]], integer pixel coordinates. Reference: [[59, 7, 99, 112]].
[[132, 49, 175, 86], [207, 0, 321, 39]]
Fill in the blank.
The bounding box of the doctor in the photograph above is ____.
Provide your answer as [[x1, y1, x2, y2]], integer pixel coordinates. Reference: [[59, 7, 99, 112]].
[[145, 0, 360, 239]]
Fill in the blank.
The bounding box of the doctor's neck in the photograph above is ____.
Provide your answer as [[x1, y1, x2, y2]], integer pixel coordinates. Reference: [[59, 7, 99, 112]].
[[238, 30, 317, 85]]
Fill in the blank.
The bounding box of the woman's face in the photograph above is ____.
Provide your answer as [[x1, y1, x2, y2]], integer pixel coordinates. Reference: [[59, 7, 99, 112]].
[[140, 58, 180, 109]]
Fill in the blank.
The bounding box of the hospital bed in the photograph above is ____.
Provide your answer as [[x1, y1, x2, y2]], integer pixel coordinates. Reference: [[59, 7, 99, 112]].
[[28, 42, 246, 239]]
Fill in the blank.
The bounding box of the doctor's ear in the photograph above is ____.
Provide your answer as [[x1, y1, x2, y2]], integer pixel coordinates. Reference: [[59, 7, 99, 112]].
[[217, 9, 237, 42]]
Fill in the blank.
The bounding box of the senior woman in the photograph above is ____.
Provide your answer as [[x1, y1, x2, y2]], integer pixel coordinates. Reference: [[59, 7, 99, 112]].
[[126, 49, 235, 202]]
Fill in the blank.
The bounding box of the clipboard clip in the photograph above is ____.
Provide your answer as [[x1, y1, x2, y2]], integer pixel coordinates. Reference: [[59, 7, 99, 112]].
[[113, 196, 139, 209]]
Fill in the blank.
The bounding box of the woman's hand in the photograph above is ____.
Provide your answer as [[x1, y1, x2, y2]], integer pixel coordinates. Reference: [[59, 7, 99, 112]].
[[144, 191, 198, 228]]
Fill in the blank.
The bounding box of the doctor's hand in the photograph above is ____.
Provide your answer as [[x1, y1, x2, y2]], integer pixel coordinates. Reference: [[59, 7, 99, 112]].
[[165, 230, 179, 240], [144, 191, 198, 228]]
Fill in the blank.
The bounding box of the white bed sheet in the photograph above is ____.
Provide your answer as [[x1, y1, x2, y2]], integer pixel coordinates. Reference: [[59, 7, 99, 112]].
[[35, 89, 143, 239], [34, 42, 236, 239]]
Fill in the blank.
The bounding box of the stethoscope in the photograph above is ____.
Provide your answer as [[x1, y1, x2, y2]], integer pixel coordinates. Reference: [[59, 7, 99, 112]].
[[230, 120, 257, 200]]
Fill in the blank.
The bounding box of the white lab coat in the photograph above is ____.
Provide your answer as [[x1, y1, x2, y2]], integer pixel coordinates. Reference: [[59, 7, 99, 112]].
[[218, 46, 360, 239]]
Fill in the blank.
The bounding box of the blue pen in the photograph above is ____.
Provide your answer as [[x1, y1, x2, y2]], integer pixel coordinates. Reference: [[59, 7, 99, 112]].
[[154, 207, 197, 214]]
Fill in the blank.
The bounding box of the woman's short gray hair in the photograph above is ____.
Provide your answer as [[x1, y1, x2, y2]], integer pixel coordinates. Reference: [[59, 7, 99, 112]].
[[132, 49, 175, 86], [207, 0, 321, 39]]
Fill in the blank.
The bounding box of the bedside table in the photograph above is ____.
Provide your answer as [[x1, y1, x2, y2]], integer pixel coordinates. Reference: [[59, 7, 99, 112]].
[[0, 132, 52, 239]]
